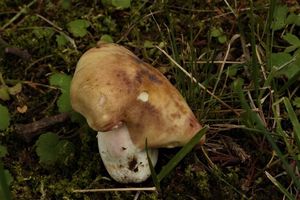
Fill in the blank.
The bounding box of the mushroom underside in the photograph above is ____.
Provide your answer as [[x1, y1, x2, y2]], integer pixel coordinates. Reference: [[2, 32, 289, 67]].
[[97, 124, 158, 183]]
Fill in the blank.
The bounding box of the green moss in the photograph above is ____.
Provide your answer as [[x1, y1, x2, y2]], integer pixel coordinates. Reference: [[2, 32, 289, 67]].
[[139, 192, 158, 200], [184, 164, 211, 199]]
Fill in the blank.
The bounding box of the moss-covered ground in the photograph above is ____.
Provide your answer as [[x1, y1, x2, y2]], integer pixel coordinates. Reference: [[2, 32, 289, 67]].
[[0, 0, 299, 199]]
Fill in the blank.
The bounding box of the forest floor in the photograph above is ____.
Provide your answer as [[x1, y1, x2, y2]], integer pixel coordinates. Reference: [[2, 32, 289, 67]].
[[0, 0, 300, 199]]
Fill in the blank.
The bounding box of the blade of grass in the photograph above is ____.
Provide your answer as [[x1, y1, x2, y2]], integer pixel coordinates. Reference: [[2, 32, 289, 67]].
[[157, 126, 208, 182], [279, 70, 300, 94], [145, 139, 160, 191], [283, 97, 300, 151], [265, 171, 296, 200], [262, 130, 300, 189], [0, 161, 11, 200], [212, 34, 240, 97], [259, 67, 277, 101], [166, 14, 183, 90], [234, 79, 300, 189], [265, 0, 276, 70], [157, 45, 240, 117], [249, 0, 259, 100], [272, 99, 293, 154], [223, 0, 237, 18], [259, 0, 277, 112], [166, 14, 180, 64]]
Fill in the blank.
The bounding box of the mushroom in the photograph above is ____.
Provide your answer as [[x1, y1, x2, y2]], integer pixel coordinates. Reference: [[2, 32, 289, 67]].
[[70, 43, 205, 183]]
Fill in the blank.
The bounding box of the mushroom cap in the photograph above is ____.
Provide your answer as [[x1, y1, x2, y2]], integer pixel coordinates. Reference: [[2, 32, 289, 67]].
[[70, 43, 204, 149]]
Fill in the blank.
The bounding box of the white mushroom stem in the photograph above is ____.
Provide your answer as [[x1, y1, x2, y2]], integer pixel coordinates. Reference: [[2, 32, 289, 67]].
[[97, 125, 158, 183]]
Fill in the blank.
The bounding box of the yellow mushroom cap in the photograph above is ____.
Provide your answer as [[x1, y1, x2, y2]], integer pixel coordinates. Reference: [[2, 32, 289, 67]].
[[70, 43, 204, 149]]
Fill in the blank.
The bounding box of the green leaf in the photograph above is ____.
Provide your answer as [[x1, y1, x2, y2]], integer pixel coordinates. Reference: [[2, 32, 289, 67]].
[[59, 0, 71, 9], [49, 73, 72, 113], [144, 40, 155, 48], [293, 97, 300, 108], [3, 170, 13, 186], [0, 145, 8, 158], [271, 52, 292, 68], [286, 55, 300, 79], [210, 27, 226, 44], [286, 13, 300, 26], [57, 92, 72, 113], [0, 104, 10, 130], [7, 83, 22, 96], [226, 64, 241, 77], [49, 73, 72, 92], [35, 132, 74, 166], [272, 5, 288, 31], [56, 34, 68, 47], [111, 0, 131, 9], [157, 126, 208, 182], [67, 19, 90, 38], [101, 0, 111, 7], [36, 132, 60, 165], [211, 27, 222, 37], [218, 35, 227, 44], [0, 87, 10, 101], [271, 52, 300, 79], [232, 78, 244, 92], [101, 0, 131, 11], [0, 161, 12, 200], [100, 34, 114, 43], [69, 110, 85, 124], [283, 97, 300, 152], [284, 45, 299, 53], [283, 33, 300, 47]]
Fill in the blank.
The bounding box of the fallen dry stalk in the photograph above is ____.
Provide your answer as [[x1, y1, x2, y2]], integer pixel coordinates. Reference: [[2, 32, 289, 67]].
[[14, 113, 69, 142], [156, 45, 240, 117], [72, 187, 157, 193]]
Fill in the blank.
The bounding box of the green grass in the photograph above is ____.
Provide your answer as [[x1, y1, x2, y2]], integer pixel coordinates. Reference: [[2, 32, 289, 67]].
[[160, 1, 300, 199], [0, 0, 300, 199]]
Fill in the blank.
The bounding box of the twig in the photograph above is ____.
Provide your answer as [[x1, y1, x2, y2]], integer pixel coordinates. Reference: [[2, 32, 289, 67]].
[[1, 37, 31, 60], [34, 14, 77, 49], [25, 55, 53, 74], [156, 45, 240, 117], [133, 191, 141, 200], [14, 113, 69, 142], [208, 124, 246, 133], [223, 0, 238, 18], [1, 0, 37, 30], [72, 187, 157, 193], [213, 34, 240, 96], [35, 14, 63, 31], [190, 60, 245, 64], [5, 47, 31, 60]]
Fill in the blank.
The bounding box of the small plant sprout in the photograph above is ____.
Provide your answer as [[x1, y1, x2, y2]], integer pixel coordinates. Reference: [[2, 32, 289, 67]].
[[70, 43, 205, 183]]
